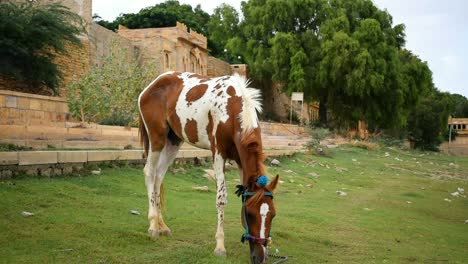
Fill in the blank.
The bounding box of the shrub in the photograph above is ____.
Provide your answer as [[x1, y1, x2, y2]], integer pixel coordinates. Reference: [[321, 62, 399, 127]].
[[306, 127, 332, 153], [67, 42, 162, 125]]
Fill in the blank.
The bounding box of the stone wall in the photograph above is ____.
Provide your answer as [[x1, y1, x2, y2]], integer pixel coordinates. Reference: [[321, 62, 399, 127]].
[[88, 23, 135, 68], [207, 57, 233, 77], [0, 90, 70, 127], [231, 64, 248, 76]]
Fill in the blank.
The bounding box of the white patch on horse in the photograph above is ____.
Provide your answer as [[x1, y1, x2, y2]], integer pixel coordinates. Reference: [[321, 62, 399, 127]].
[[175, 74, 230, 149], [259, 203, 269, 239], [260, 202, 269, 256]]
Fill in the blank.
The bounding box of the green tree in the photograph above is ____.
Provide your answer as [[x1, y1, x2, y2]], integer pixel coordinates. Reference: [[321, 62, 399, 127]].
[[95, 0, 210, 36], [207, 3, 240, 59], [447, 93, 468, 118], [0, 1, 85, 94], [407, 91, 452, 150]]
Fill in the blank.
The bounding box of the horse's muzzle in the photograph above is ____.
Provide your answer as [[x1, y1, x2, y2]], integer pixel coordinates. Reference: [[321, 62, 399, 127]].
[[250, 243, 267, 264]]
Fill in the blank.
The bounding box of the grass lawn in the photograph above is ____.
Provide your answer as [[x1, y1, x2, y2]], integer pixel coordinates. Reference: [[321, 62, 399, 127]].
[[1, 146, 467, 263]]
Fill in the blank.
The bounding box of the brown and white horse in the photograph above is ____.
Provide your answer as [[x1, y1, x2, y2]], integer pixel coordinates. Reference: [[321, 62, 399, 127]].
[[138, 71, 279, 263]]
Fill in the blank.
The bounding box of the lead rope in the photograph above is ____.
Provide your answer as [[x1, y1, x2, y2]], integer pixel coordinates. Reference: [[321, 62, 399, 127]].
[[268, 254, 289, 264]]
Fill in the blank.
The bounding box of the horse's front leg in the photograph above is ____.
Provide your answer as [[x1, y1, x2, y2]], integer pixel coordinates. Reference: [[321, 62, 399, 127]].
[[213, 152, 227, 256]]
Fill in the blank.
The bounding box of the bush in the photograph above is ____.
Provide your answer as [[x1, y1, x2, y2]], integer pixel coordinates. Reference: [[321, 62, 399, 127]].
[[0, 1, 85, 94], [67, 42, 162, 125], [306, 127, 332, 153]]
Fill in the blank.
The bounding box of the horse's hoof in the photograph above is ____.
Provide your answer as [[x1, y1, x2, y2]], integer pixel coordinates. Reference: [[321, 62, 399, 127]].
[[148, 229, 160, 238], [214, 248, 226, 257], [159, 229, 172, 236]]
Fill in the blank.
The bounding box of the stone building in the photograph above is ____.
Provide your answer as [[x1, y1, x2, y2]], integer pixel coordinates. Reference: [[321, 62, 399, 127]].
[[117, 22, 208, 75]]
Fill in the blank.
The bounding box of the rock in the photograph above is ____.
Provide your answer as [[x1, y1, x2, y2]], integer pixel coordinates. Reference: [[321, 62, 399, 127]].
[[130, 210, 140, 215], [406, 201, 412, 204], [457, 187, 464, 193], [91, 169, 101, 175], [270, 159, 281, 166], [449, 162, 455, 166], [363, 208, 372, 211], [289, 179, 295, 183], [192, 186, 209, 191], [336, 191, 347, 196], [22, 211, 34, 217], [279, 180, 285, 184], [444, 198, 452, 202], [451, 191, 460, 197], [225, 160, 236, 170], [283, 169, 294, 174], [306, 184, 313, 188], [352, 159, 357, 162], [308, 172, 320, 177], [465, 219, 468, 224], [194, 157, 206, 166], [335, 167, 348, 172], [171, 167, 186, 174], [384, 152, 390, 157], [203, 169, 216, 181]]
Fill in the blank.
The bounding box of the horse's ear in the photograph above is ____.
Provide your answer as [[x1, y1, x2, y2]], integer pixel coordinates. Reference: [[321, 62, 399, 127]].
[[268, 174, 280, 193]]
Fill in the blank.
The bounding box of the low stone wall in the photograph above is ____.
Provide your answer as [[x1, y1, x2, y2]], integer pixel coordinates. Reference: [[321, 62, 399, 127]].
[[0, 90, 70, 126], [0, 148, 299, 179]]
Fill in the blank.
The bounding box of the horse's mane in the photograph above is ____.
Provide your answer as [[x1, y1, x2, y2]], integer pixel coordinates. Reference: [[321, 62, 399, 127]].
[[231, 73, 262, 132]]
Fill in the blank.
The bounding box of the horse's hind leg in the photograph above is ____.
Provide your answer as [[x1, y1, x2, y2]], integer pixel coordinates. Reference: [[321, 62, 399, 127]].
[[152, 137, 182, 236], [144, 136, 182, 237]]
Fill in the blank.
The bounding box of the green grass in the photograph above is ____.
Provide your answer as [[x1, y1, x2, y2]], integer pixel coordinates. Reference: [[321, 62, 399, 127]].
[[1, 146, 467, 263]]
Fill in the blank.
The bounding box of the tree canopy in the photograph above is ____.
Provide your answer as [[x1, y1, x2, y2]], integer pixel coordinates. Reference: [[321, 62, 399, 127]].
[[222, 0, 434, 129], [95, 0, 210, 35], [0, 1, 85, 94]]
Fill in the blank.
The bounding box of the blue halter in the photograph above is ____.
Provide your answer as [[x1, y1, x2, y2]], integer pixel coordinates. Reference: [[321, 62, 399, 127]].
[[239, 176, 274, 246]]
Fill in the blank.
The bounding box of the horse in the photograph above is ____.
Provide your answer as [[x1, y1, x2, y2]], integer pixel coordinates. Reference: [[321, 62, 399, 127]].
[[138, 71, 279, 263]]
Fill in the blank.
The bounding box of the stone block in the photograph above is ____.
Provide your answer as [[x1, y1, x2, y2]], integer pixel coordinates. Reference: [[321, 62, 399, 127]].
[[5, 96, 17, 108], [123, 150, 145, 160], [87, 151, 124, 162], [58, 151, 87, 163], [1, 169, 13, 179], [0, 95, 5, 107], [19, 151, 58, 165], [62, 166, 73, 175], [43, 101, 56, 112], [18, 97, 29, 109], [0, 125, 26, 139], [29, 99, 42, 110], [25, 126, 67, 140], [40, 167, 52, 177], [101, 129, 133, 137], [0, 152, 19, 165]]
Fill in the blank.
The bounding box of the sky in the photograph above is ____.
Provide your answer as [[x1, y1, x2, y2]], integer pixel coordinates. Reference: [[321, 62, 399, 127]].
[[93, 0, 468, 97]]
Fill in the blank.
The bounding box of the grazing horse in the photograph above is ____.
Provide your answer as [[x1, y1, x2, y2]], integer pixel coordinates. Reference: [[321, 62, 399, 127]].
[[138, 71, 279, 263]]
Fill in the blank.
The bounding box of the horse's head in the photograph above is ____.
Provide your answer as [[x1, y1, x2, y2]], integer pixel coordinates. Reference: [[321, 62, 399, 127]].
[[236, 175, 279, 264]]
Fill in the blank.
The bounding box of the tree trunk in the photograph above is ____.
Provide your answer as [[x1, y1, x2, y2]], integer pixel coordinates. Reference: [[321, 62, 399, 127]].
[[319, 95, 328, 126]]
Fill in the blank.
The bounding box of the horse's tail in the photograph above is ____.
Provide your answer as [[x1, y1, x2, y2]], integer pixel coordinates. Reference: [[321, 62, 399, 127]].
[[139, 114, 149, 158]]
